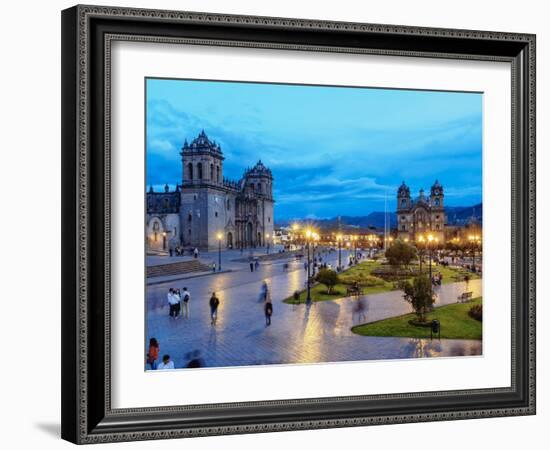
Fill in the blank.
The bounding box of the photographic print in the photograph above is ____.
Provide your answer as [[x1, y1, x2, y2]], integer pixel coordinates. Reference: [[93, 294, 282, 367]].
[[144, 78, 483, 371]]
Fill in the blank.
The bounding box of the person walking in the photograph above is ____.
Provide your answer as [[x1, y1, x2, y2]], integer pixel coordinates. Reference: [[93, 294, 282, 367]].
[[209, 292, 220, 325], [249, 260, 254, 272], [146, 338, 159, 370], [264, 298, 273, 326], [167, 288, 176, 318], [194, 247, 199, 259], [181, 287, 190, 318], [157, 354, 175, 370]]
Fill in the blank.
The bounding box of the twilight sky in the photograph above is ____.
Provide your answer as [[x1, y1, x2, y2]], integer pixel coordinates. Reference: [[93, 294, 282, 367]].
[[146, 78, 482, 220]]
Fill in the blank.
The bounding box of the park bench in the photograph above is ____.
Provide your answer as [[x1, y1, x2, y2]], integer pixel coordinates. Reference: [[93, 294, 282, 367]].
[[457, 291, 473, 303]]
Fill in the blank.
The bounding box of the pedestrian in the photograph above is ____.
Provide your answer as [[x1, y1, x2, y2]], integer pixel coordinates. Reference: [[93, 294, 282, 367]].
[[250, 261, 254, 272], [181, 287, 190, 318], [194, 247, 199, 259], [264, 298, 273, 326], [258, 280, 270, 303], [167, 288, 176, 317], [157, 354, 175, 370], [255, 259, 260, 270], [304, 261, 308, 271], [146, 337, 159, 370], [212, 262, 216, 272], [209, 292, 220, 325], [169, 247, 173, 257]]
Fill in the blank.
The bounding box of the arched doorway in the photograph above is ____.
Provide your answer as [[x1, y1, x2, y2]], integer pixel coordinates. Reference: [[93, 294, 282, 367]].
[[257, 232, 262, 247], [226, 232, 233, 249]]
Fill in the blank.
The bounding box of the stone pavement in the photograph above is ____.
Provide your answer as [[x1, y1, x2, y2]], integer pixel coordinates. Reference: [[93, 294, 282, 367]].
[[146, 252, 482, 370]]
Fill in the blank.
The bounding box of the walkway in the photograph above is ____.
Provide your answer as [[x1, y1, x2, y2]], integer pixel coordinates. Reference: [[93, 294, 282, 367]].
[[146, 253, 482, 369]]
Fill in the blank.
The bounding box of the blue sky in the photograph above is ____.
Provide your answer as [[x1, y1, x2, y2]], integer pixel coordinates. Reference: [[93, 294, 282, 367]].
[[146, 78, 482, 220]]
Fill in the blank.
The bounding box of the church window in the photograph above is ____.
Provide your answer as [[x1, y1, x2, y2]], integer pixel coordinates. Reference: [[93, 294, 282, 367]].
[[215, 211, 218, 217], [188, 213, 192, 223], [188, 229, 191, 235], [436, 215, 440, 220], [268, 217, 271, 223], [435, 198, 440, 206], [227, 199, 231, 210], [163, 198, 169, 209], [188, 163, 193, 180], [216, 165, 220, 183], [197, 163, 203, 180], [401, 199, 406, 207], [401, 216, 406, 221], [436, 224, 440, 230], [257, 183, 262, 192], [210, 164, 214, 180], [401, 225, 406, 231]]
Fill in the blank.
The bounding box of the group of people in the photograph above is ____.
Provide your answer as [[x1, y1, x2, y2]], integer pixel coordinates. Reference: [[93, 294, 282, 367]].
[[168, 246, 200, 258], [146, 337, 206, 370], [167, 287, 191, 319], [249, 258, 260, 272]]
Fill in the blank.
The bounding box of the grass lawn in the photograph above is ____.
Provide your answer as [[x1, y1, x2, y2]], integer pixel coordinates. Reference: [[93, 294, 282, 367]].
[[351, 297, 482, 340], [283, 261, 394, 304], [283, 260, 480, 305]]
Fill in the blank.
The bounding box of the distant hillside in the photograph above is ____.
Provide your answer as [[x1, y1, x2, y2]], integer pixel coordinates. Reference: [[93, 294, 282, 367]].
[[276, 203, 482, 229]]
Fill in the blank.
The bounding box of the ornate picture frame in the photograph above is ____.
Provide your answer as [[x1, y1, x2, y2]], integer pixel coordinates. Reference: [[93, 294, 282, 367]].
[[61, 4, 535, 444]]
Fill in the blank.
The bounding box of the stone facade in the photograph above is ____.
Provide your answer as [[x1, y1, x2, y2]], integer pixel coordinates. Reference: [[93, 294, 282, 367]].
[[396, 180, 446, 242], [146, 131, 275, 251]]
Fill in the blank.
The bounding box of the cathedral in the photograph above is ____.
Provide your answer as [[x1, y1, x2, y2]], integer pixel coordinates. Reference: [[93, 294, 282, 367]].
[[146, 131, 275, 252], [396, 180, 446, 242]]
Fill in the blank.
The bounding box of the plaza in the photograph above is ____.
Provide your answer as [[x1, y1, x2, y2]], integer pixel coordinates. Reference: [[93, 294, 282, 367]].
[[145, 245, 482, 370]]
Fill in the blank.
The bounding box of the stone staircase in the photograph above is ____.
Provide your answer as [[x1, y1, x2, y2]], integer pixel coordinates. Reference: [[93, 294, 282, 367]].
[[146, 259, 211, 279]]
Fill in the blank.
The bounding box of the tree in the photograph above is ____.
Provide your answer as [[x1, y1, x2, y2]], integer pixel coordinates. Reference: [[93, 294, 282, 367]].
[[398, 274, 435, 322], [315, 269, 340, 294], [385, 240, 417, 267]]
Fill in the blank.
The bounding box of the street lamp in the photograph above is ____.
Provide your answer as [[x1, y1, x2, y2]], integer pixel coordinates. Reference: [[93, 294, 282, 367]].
[[353, 235, 358, 261], [162, 231, 167, 250], [305, 228, 313, 305], [336, 233, 343, 271], [427, 233, 434, 284], [417, 235, 425, 273], [216, 232, 223, 271], [468, 234, 481, 272], [265, 233, 270, 254]]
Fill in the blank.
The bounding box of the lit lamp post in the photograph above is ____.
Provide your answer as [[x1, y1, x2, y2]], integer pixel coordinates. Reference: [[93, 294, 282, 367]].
[[427, 234, 435, 284], [336, 234, 343, 271], [417, 235, 425, 273], [162, 231, 167, 250], [216, 232, 222, 271], [305, 229, 313, 305], [265, 233, 270, 254], [468, 234, 481, 272], [353, 235, 358, 261]]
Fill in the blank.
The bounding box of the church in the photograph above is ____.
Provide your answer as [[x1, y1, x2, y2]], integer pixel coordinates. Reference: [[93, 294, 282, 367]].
[[396, 180, 446, 242], [146, 131, 275, 252]]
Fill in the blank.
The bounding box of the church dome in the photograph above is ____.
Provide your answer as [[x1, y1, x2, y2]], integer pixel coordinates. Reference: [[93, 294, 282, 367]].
[[181, 130, 223, 155], [244, 160, 273, 179]]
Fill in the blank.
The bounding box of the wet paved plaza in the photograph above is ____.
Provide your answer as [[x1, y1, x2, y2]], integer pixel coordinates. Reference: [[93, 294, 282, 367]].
[[146, 250, 482, 370]]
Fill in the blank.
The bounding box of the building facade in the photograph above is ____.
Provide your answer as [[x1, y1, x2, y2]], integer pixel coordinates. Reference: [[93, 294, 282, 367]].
[[396, 180, 446, 242], [146, 131, 275, 252]]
